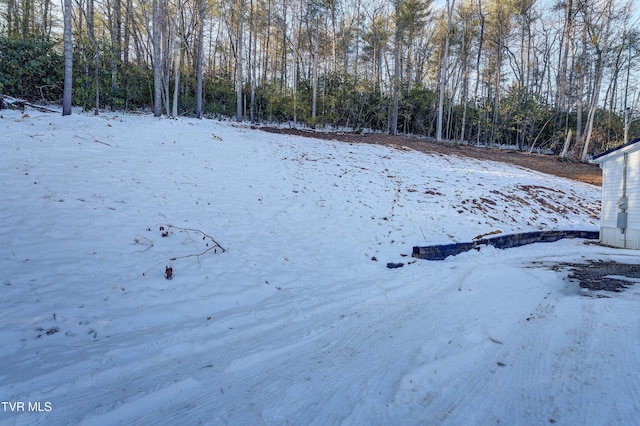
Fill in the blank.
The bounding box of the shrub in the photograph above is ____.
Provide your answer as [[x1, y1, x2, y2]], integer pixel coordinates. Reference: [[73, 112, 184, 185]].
[[0, 37, 64, 102]]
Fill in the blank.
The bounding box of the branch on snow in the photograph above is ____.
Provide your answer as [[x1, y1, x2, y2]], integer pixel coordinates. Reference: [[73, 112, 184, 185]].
[[1, 95, 58, 113], [142, 224, 226, 278]]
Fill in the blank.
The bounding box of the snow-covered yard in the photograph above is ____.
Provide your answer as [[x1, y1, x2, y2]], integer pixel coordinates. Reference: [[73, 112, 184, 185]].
[[1, 109, 639, 425]]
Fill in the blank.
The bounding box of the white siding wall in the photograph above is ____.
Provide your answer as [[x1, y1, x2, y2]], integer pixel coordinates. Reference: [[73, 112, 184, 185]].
[[600, 155, 624, 229], [599, 150, 640, 249], [626, 228, 640, 249], [600, 226, 624, 247], [626, 152, 640, 230]]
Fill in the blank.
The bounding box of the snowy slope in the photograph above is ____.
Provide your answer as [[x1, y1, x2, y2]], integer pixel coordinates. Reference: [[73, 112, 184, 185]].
[[1, 109, 639, 425]]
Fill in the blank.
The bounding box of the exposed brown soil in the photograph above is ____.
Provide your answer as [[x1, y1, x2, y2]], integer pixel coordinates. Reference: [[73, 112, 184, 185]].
[[259, 127, 602, 186]]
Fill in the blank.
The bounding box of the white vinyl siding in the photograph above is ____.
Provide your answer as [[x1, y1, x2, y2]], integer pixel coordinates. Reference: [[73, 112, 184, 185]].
[[594, 143, 640, 249], [626, 153, 640, 231], [600, 155, 624, 229], [600, 226, 623, 247]]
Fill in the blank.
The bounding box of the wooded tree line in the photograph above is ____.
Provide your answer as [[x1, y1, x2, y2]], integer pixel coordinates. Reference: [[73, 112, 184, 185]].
[[1, 0, 639, 159]]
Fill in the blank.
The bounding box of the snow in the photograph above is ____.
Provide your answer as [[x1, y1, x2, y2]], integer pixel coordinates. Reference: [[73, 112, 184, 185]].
[[1, 108, 639, 425]]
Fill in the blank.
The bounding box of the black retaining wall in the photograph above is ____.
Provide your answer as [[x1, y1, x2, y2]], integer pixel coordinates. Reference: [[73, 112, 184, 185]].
[[412, 230, 600, 261]]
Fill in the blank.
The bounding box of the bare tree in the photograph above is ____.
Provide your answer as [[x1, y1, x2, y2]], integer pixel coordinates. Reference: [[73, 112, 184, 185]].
[[152, 0, 163, 117], [111, 0, 122, 96], [195, 0, 205, 118], [62, 0, 73, 116], [580, 0, 614, 161], [170, 4, 180, 118], [389, 0, 401, 135], [436, 0, 455, 141], [467, 0, 485, 144], [86, 0, 99, 114], [457, 0, 478, 143], [248, 0, 259, 122], [312, 15, 319, 121], [236, 0, 245, 122]]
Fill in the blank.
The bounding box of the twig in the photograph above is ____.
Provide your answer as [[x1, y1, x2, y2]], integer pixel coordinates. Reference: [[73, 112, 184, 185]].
[[94, 139, 118, 147], [142, 224, 225, 277], [142, 245, 221, 277], [86, 130, 119, 147], [301, 156, 331, 162], [161, 224, 226, 253], [133, 235, 154, 252], [37, 84, 58, 103]]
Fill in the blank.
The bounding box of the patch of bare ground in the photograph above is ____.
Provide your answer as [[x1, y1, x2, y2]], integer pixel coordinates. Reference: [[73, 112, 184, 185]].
[[551, 260, 640, 295], [258, 127, 602, 186]]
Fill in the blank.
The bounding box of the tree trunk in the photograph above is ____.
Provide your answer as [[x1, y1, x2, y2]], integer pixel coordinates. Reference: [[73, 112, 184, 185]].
[[42, 0, 52, 40], [292, 0, 298, 125], [195, 0, 205, 118], [169, 3, 179, 118], [123, 0, 132, 67], [557, 0, 572, 114], [437, 0, 455, 142], [236, 2, 244, 122], [623, 36, 633, 144], [473, 0, 485, 144], [580, 0, 613, 162], [459, 5, 471, 144], [111, 0, 121, 97], [575, 27, 586, 143], [152, 0, 163, 117], [172, 36, 181, 118], [560, 129, 572, 158], [162, 0, 170, 115], [312, 14, 319, 122], [7, 0, 14, 39], [87, 0, 99, 114], [262, 0, 272, 86], [389, 0, 401, 136], [581, 63, 604, 161], [22, 0, 32, 39], [62, 0, 73, 116], [249, 0, 257, 123]]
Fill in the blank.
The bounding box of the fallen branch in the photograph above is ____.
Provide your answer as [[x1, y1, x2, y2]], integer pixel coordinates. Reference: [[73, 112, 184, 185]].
[[87, 130, 119, 147], [142, 224, 225, 277], [161, 224, 226, 253], [74, 131, 119, 147], [94, 139, 118, 147], [2, 95, 58, 113], [142, 245, 223, 277]]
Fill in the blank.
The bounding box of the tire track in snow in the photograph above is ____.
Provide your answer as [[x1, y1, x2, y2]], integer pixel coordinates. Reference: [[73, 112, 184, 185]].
[[404, 260, 640, 426], [536, 299, 640, 425], [4, 260, 455, 424], [388, 257, 570, 424]]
